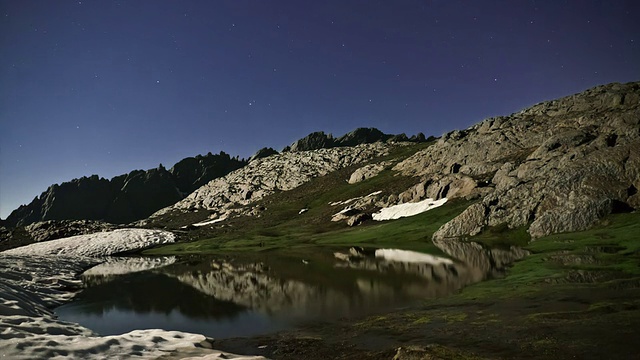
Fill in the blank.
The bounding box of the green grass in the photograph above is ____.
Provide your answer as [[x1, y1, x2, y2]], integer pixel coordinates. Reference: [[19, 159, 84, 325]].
[[448, 211, 640, 300]]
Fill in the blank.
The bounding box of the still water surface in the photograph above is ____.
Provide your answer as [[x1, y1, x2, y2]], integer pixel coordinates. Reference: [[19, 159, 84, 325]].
[[56, 247, 523, 338]]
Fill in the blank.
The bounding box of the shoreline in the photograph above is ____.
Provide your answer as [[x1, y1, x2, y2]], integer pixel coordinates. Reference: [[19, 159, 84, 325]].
[[0, 229, 266, 360]]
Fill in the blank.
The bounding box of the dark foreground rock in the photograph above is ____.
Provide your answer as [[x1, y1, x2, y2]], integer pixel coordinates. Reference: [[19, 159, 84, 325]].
[[5, 152, 246, 227]]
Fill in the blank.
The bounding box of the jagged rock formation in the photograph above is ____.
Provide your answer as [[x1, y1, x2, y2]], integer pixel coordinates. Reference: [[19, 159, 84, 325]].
[[150, 143, 393, 222], [288, 131, 336, 152], [249, 147, 278, 162], [285, 127, 427, 152], [392, 81, 640, 239], [4, 152, 246, 227]]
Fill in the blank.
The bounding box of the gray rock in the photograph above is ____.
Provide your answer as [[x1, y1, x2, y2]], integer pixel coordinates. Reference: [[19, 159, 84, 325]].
[[347, 162, 390, 184], [399, 81, 640, 239], [347, 213, 372, 226]]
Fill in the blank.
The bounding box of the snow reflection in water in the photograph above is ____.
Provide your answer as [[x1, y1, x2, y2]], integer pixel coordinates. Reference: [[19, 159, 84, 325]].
[[56, 246, 527, 338]]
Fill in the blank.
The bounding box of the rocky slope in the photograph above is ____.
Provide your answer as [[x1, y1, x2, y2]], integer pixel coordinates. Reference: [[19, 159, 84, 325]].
[[4, 152, 246, 227], [148, 142, 394, 223], [391, 81, 640, 239]]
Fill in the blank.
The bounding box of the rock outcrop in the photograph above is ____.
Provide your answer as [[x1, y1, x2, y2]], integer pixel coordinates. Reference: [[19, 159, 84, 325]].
[[150, 143, 393, 222], [249, 147, 278, 162], [4, 152, 246, 227], [285, 127, 428, 152], [348, 161, 391, 184], [392, 81, 640, 239]]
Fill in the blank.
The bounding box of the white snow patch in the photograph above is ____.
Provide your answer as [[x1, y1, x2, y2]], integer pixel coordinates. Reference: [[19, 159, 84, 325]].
[[375, 249, 453, 265], [191, 217, 227, 227], [372, 198, 448, 221], [2, 228, 176, 257]]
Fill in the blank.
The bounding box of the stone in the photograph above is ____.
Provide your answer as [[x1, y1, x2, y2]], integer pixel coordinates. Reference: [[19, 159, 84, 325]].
[[347, 213, 372, 226], [347, 161, 390, 184]]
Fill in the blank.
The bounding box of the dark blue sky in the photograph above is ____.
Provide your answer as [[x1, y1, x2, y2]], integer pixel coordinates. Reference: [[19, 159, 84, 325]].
[[1, 0, 639, 219]]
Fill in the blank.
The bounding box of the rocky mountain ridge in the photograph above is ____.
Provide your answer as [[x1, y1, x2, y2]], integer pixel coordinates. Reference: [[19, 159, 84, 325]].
[[4, 152, 246, 227], [284, 127, 429, 152]]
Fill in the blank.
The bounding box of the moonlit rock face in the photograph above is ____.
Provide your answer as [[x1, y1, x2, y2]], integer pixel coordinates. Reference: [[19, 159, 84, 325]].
[[2, 229, 176, 257], [372, 198, 448, 221], [375, 249, 453, 265]]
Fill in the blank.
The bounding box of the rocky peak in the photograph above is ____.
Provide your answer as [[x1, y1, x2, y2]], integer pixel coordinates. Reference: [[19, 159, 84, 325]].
[[249, 147, 279, 162], [285, 127, 429, 153], [335, 127, 389, 146], [288, 131, 335, 152]]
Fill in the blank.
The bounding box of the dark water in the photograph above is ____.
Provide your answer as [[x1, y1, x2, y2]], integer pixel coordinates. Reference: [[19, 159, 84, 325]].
[[56, 246, 526, 338]]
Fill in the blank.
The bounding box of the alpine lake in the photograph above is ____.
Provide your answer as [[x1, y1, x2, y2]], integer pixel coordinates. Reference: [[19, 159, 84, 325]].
[[55, 246, 525, 339]]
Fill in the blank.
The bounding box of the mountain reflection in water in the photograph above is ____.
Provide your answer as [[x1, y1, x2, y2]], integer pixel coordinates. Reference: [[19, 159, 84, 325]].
[[56, 245, 527, 338]]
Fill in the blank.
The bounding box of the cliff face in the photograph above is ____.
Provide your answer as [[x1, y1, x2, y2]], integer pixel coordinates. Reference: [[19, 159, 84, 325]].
[[5, 152, 246, 227], [391, 81, 640, 239]]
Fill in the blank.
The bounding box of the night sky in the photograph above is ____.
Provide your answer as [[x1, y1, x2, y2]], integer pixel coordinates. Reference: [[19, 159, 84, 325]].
[[1, 1, 639, 219]]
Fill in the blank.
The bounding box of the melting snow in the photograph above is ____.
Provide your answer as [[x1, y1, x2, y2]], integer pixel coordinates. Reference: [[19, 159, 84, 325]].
[[2, 229, 176, 257], [372, 198, 448, 221]]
